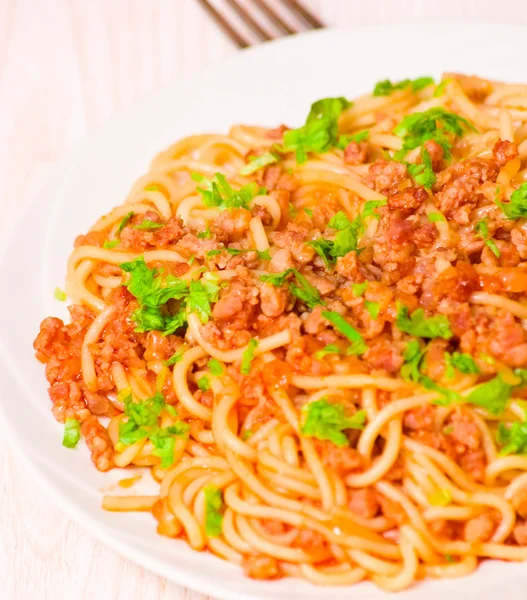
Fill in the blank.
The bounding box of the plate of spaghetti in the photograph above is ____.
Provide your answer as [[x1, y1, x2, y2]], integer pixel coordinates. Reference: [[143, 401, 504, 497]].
[[4, 21, 527, 600]]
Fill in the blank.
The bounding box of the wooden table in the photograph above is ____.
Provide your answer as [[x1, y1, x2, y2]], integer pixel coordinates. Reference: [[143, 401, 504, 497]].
[[2, 1, 527, 598]]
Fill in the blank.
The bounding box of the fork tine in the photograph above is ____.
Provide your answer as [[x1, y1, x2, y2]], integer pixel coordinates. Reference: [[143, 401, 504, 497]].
[[281, 0, 324, 29], [196, 0, 251, 48], [250, 0, 296, 35], [225, 0, 272, 42]]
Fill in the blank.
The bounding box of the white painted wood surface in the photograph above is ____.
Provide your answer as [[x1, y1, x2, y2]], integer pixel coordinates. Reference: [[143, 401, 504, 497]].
[[2, 1, 527, 598]]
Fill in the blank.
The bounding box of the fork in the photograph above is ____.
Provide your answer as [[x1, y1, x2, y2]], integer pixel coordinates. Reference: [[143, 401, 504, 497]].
[[196, 0, 324, 48]]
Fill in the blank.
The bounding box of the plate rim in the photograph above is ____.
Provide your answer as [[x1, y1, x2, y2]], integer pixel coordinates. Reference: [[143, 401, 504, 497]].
[[3, 20, 527, 599]]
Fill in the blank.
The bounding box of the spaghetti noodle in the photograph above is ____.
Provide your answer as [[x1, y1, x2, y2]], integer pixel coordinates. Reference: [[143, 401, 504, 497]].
[[34, 74, 527, 590]]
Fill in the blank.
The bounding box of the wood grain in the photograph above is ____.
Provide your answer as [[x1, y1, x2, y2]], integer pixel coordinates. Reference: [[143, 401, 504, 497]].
[[2, 1, 527, 598]]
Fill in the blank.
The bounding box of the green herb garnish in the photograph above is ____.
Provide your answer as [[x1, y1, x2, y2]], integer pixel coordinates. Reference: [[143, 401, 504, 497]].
[[322, 311, 367, 355], [62, 419, 81, 448], [301, 398, 366, 447]]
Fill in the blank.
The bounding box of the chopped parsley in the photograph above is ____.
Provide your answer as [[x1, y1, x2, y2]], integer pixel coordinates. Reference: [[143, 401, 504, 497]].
[[393, 107, 476, 161], [464, 375, 512, 415], [314, 344, 341, 360], [282, 96, 351, 163], [407, 147, 436, 189], [197, 376, 211, 392], [308, 204, 386, 265], [197, 228, 212, 239], [120, 257, 220, 333], [444, 352, 480, 379], [322, 311, 367, 355], [496, 421, 527, 456], [257, 249, 271, 261], [62, 418, 81, 448], [204, 485, 225, 537], [116, 211, 134, 234], [289, 269, 323, 309], [304, 208, 314, 217], [145, 184, 162, 192], [208, 358, 224, 376], [495, 182, 527, 219], [427, 212, 446, 223], [241, 338, 259, 375], [103, 239, 120, 248], [352, 282, 368, 296], [395, 304, 453, 340], [118, 392, 189, 468], [336, 129, 370, 149], [240, 150, 281, 175], [192, 172, 265, 211], [400, 340, 425, 382], [260, 269, 293, 287], [259, 268, 323, 309], [433, 79, 452, 98], [421, 376, 463, 406], [54, 287, 67, 301], [206, 247, 270, 261], [475, 219, 500, 258], [241, 429, 253, 441], [301, 398, 366, 447], [165, 346, 186, 366], [365, 301, 380, 320], [373, 77, 434, 97], [133, 219, 164, 230]]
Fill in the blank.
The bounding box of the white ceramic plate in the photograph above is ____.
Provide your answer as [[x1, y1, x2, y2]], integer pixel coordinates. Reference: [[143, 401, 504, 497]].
[[2, 22, 527, 600]]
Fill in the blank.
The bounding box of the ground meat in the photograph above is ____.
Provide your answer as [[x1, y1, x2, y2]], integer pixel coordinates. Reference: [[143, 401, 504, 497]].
[[304, 273, 337, 296], [251, 203, 273, 226], [403, 406, 434, 431], [372, 217, 416, 284], [433, 261, 480, 303], [447, 73, 492, 102], [120, 214, 187, 249], [74, 230, 108, 247], [273, 222, 310, 248], [493, 139, 519, 167], [48, 381, 90, 423], [312, 439, 363, 475], [259, 283, 288, 318], [212, 279, 259, 329], [348, 488, 379, 519], [424, 140, 444, 171], [459, 308, 527, 368], [434, 178, 476, 220], [364, 339, 404, 373], [444, 410, 486, 481], [266, 124, 288, 140], [377, 494, 407, 525], [463, 513, 495, 543], [213, 208, 253, 242], [260, 164, 297, 192], [81, 416, 114, 471], [242, 555, 280, 579], [513, 520, 527, 546], [435, 158, 499, 221], [177, 233, 219, 258], [413, 223, 438, 248], [269, 247, 294, 272], [344, 141, 369, 165], [83, 389, 112, 416], [363, 159, 408, 194], [387, 187, 428, 215], [336, 251, 363, 282], [292, 528, 328, 552]]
